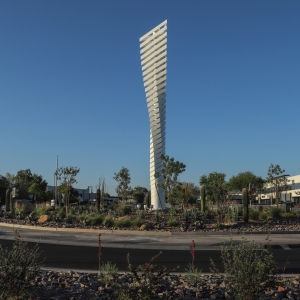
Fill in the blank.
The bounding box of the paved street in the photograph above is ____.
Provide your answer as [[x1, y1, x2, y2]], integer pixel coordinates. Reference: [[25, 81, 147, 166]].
[[1, 223, 300, 273]]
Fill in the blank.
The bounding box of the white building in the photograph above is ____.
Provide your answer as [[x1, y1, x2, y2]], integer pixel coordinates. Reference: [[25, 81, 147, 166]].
[[257, 174, 300, 206]]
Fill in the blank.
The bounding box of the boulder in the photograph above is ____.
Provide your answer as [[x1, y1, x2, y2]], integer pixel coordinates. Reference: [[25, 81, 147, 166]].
[[139, 223, 153, 230], [38, 214, 51, 224], [140, 224, 147, 230], [14, 200, 35, 213]]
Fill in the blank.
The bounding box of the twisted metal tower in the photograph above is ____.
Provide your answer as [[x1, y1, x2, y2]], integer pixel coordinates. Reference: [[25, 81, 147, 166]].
[[140, 20, 167, 209]]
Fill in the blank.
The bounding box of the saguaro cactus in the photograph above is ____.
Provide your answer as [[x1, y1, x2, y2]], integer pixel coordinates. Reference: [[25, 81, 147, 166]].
[[5, 188, 11, 212], [96, 188, 101, 212], [200, 187, 206, 213], [10, 191, 15, 217], [242, 188, 249, 223]]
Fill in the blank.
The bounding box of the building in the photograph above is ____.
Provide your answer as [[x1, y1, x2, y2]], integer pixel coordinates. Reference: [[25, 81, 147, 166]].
[[46, 185, 95, 203], [257, 174, 300, 206], [140, 20, 167, 210]]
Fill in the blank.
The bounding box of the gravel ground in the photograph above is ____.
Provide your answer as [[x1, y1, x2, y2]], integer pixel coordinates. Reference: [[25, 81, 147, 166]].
[[26, 270, 300, 300]]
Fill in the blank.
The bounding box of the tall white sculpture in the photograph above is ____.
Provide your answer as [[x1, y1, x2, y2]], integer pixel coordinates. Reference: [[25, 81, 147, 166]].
[[140, 20, 167, 210]]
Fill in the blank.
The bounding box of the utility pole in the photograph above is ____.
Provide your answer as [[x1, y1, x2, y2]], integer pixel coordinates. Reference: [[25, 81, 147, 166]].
[[55, 155, 58, 204]]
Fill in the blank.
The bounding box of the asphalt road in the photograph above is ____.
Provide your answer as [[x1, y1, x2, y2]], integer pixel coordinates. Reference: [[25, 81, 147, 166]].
[[0, 239, 299, 274]]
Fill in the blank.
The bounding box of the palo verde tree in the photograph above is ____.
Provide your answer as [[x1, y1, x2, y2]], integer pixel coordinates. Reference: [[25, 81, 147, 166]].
[[155, 154, 186, 206], [113, 167, 131, 201], [200, 172, 228, 222], [266, 163, 290, 207], [55, 166, 80, 213]]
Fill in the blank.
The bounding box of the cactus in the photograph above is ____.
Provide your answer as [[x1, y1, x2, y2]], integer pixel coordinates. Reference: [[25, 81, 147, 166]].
[[200, 187, 206, 213], [242, 188, 249, 223], [96, 188, 101, 212], [10, 191, 15, 217], [5, 188, 10, 212]]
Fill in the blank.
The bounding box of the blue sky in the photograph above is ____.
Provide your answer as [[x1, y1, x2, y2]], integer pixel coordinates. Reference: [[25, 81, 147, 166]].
[[1, 1, 300, 195]]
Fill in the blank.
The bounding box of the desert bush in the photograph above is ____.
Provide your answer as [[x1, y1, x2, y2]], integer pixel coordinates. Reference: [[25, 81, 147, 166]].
[[259, 211, 268, 220], [268, 206, 283, 219], [168, 217, 178, 227], [184, 263, 202, 285], [57, 209, 66, 219], [249, 208, 260, 221], [0, 231, 43, 299], [169, 208, 176, 218], [88, 215, 103, 225], [127, 251, 178, 300], [118, 205, 132, 215], [15, 204, 27, 217], [211, 236, 279, 300], [34, 205, 48, 217], [153, 210, 161, 222], [99, 261, 118, 285], [225, 207, 239, 223], [103, 215, 114, 227], [181, 209, 191, 222], [114, 217, 132, 228], [131, 217, 143, 228], [190, 207, 200, 220]]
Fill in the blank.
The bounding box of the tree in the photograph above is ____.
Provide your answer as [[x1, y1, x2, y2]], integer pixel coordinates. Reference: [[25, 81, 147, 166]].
[[181, 182, 199, 207], [155, 154, 186, 206], [55, 166, 80, 213], [5, 170, 48, 200], [132, 186, 148, 204], [113, 167, 131, 201], [200, 172, 228, 222], [0, 175, 9, 205], [6, 169, 33, 199], [227, 171, 265, 192], [28, 174, 47, 201], [266, 163, 289, 207]]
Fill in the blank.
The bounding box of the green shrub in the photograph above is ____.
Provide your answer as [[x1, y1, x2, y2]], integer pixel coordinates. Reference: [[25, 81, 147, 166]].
[[57, 209, 66, 219], [88, 215, 103, 225], [127, 252, 178, 300], [114, 217, 132, 228], [211, 236, 279, 300], [169, 208, 176, 218], [77, 213, 88, 221], [34, 205, 48, 217], [249, 208, 260, 221], [131, 217, 143, 228], [118, 205, 132, 215], [225, 207, 239, 223], [103, 216, 114, 227], [153, 211, 161, 222], [15, 205, 27, 217], [268, 207, 283, 219], [0, 231, 43, 299], [99, 261, 118, 285], [168, 217, 178, 227], [184, 263, 202, 285], [259, 211, 268, 220]]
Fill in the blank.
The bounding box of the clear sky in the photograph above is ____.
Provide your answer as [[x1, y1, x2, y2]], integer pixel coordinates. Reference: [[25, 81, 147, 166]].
[[1, 1, 300, 195]]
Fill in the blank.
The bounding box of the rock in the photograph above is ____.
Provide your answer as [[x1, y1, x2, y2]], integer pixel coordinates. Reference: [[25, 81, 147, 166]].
[[139, 223, 153, 230], [38, 214, 51, 223], [140, 224, 147, 230]]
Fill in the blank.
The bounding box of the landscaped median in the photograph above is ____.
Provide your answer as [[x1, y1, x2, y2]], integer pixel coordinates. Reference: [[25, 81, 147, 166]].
[[1, 204, 300, 235]]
